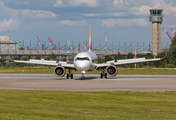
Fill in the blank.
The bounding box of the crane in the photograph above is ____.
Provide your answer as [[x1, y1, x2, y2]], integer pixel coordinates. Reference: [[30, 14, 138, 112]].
[[83, 42, 87, 50], [163, 28, 173, 40], [67, 41, 73, 50], [37, 36, 43, 50], [47, 37, 54, 50], [171, 29, 176, 36]]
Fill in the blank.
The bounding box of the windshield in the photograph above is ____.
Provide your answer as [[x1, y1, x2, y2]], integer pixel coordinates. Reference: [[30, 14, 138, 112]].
[[75, 57, 90, 61]]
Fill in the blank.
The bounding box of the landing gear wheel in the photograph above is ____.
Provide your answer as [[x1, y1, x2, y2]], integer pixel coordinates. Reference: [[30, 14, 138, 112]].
[[66, 74, 69, 79], [81, 77, 85, 80], [66, 69, 73, 80], [100, 73, 103, 78], [105, 73, 107, 78], [81, 71, 86, 80], [71, 74, 73, 79]]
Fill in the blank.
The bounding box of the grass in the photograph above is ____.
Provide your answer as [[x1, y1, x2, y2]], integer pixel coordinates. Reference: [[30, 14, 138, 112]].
[[0, 90, 176, 120], [0, 66, 176, 75]]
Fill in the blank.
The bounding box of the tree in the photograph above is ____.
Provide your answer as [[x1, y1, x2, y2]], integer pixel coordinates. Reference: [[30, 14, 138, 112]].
[[105, 56, 113, 62], [63, 58, 66, 62], [0, 58, 5, 65], [168, 36, 176, 65], [97, 57, 104, 63], [12, 56, 20, 60], [114, 54, 118, 62], [19, 47, 25, 50], [144, 53, 154, 66], [45, 57, 51, 60], [36, 55, 41, 60], [137, 54, 144, 58], [145, 53, 154, 59], [127, 52, 134, 59], [24, 55, 32, 61], [114, 52, 126, 60], [154, 51, 167, 67], [49, 53, 57, 60]]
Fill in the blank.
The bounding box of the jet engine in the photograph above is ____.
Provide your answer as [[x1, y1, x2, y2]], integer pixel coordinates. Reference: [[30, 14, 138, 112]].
[[54, 66, 66, 77], [106, 65, 118, 76]]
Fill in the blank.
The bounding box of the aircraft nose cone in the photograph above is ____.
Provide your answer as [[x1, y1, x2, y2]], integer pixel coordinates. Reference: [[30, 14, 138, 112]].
[[75, 62, 90, 71]]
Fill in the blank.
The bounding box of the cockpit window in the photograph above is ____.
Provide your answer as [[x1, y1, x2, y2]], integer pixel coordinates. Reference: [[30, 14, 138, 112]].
[[75, 57, 90, 61]]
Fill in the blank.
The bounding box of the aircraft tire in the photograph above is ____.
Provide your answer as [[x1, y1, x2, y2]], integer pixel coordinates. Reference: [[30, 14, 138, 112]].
[[71, 74, 73, 79], [67, 74, 69, 79], [100, 73, 103, 78], [105, 73, 107, 78]]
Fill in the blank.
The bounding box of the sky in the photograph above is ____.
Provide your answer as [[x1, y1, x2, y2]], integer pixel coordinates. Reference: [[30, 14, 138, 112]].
[[0, 0, 176, 49]]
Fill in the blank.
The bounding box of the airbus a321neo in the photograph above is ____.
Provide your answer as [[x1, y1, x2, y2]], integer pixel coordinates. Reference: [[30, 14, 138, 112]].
[[15, 26, 164, 80]]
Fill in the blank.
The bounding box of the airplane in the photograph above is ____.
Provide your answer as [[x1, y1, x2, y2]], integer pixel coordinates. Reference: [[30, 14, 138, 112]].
[[14, 26, 165, 80]]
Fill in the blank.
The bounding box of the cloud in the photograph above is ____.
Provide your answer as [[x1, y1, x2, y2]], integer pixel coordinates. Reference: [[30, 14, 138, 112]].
[[163, 24, 176, 29], [20, 10, 57, 19], [68, 0, 99, 7], [82, 14, 100, 17], [57, 20, 87, 26], [15, 1, 29, 5], [53, 0, 99, 7], [101, 18, 148, 27], [0, 2, 57, 19], [131, 5, 151, 16], [53, 0, 64, 7], [83, 12, 126, 17], [114, 0, 123, 5], [0, 19, 20, 31]]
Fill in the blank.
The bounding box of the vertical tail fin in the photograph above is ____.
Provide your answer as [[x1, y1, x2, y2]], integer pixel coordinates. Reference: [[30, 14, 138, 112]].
[[89, 26, 92, 52]]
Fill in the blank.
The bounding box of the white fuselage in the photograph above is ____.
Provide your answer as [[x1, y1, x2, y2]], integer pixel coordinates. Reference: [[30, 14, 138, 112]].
[[74, 51, 97, 71]]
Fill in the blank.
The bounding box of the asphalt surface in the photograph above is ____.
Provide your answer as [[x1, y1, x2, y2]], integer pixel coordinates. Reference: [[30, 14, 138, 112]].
[[0, 74, 176, 92]]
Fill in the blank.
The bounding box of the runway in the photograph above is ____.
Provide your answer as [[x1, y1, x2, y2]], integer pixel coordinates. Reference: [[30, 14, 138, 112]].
[[0, 74, 176, 92]]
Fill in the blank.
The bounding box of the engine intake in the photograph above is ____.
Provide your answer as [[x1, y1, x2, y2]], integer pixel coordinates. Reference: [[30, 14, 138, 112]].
[[106, 65, 118, 76], [54, 66, 66, 77]]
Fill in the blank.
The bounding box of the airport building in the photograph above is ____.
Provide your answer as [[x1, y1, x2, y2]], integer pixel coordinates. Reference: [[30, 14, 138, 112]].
[[0, 36, 20, 51], [149, 8, 163, 56]]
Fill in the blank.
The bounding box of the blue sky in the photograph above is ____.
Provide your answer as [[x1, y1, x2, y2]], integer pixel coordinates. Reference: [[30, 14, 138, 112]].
[[0, 0, 176, 49]]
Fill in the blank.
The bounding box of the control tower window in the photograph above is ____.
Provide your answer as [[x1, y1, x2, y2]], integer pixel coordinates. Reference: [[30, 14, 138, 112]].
[[153, 10, 156, 15], [75, 57, 90, 61], [157, 10, 161, 15]]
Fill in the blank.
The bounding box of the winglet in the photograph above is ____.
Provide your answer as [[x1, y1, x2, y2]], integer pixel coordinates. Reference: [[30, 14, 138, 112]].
[[162, 50, 167, 59], [89, 26, 92, 52]]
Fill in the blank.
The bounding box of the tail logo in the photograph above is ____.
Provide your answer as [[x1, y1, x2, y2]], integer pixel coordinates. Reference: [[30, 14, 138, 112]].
[[89, 26, 92, 52]]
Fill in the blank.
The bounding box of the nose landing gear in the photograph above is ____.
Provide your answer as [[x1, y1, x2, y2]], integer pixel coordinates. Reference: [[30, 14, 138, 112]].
[[81, 71, 86, 80]]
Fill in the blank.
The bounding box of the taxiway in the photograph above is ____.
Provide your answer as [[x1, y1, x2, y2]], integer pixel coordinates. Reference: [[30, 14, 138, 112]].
[[0, 74, 175, 92]]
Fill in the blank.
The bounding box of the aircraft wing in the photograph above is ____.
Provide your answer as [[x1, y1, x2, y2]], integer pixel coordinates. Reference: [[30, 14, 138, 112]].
[[14, 59, 75, 70], [95, 57, 161, 70]]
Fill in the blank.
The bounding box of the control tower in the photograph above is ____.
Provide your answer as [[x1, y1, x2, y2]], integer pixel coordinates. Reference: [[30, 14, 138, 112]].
[[149, 8, 163, 56]]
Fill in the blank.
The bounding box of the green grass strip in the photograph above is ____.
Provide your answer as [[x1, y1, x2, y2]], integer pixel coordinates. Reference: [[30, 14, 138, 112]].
[[0, 90, 176, 120]]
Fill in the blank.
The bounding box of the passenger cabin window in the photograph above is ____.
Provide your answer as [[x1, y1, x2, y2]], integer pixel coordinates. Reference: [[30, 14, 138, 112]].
[[75, 57, 90, 61]]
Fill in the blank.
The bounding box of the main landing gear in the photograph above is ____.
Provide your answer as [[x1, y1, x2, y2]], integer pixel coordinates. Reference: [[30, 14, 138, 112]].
[[100, 69, 107, 79], [81, 71, 86, 80], [66, 69, 73, 79]]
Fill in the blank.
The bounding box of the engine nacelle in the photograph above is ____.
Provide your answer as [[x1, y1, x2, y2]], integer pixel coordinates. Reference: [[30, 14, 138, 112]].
[[106, 65, 118, 76], [54, 66, 66, 77]]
